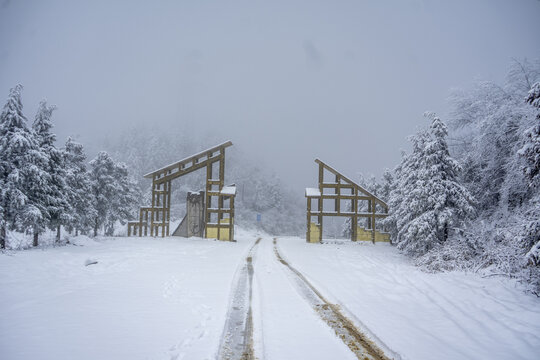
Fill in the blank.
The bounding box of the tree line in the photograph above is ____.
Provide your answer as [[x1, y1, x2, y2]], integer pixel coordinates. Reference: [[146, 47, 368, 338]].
[[0, 85, 137, 249], [354, 60, 540, 293]]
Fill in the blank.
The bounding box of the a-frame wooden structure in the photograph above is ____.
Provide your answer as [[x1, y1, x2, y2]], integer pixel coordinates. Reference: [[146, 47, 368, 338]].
[[127, 141, 236, 241], [305, 159, 389, 243]]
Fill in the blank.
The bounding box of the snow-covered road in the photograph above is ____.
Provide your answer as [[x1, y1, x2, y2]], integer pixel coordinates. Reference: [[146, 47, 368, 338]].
[[250, 237, 358, 360], [2, 231, 540, 360]]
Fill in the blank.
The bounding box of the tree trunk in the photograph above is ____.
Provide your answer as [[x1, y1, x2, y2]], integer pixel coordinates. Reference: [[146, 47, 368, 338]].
[[75, 228, 79, 237], [56, 225, 61, 243], [0, 225, 6, 249], [33, 230, 39, 247], [93, 219, 98, 237]]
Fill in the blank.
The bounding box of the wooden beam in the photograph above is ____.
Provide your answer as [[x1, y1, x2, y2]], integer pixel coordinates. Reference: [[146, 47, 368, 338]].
[[143, 141, 232, 179], [153, 158, 220, 185], [314, 159, 388, 208], [310, 211, 388, 218]]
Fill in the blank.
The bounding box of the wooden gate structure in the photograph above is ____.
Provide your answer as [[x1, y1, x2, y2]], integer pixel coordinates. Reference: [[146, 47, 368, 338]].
[[305, 159, 390, 243], [127, 141, 236, 241]]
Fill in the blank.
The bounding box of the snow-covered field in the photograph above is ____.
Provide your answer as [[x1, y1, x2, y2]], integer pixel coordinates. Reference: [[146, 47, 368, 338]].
[[2, 230, 540, 360], [0, 230, 255, 360]]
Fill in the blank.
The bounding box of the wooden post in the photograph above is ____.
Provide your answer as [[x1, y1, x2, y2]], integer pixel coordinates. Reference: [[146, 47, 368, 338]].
[[335, 175, 339, 213], [161, 181, 167, 237], [139, 208, 144, 237], [352, 187, 358, 242], [219, 149, 225, 188], [306, 197, 311, 242], [151, 177, 156, 236], [218, 150, 225, 231], [371, 198, 376, 244], [205, 163, 212, 238], [229, 196, 235, 241], [166, 180, 171, 236], [318, 163, 323, 243], [144, 210, 148, 236]]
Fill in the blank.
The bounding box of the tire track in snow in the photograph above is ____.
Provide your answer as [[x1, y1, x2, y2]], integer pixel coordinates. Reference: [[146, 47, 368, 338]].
[[217, 238, 261, 360], [273, 238, 391, 360]]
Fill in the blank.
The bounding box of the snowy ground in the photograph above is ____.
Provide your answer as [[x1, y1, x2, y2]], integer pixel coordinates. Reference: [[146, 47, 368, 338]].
[[277, 237, 540, 360], [2, 231, 540, 360], [0, 230, 255, 360]]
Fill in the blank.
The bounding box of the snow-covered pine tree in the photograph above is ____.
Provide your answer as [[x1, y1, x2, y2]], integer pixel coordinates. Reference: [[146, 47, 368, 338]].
[[387, 134, 427, 251], [0, 85, 49, 247], [379, 169, 394, 202], [63, 137, 96, 236], [32, 100, 71, 242], [89, 151, 136, 236], [384, 152, 406, 242], [104, 162, 137, 236], [391, 114, 475, 257], [89, 152, 117, 236], [520, 82, 540, 186], [521, 82, 540, 268], [378, 169, 394, 234]]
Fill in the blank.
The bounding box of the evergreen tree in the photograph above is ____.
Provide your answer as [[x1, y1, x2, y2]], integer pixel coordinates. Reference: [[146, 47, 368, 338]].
[[383, 153, 406, 242], [0, 85, 49, 247], [520, 82, 540, 186], [32, 100, 71, 242], [89, 151, 136, 236], [521, 83, 540, 267], [63, 137, 96, 236], [378, 169, 394, 234], [104, 162, 137, 236], [379, 169, 394, 202], [390, 114, 475, 257]]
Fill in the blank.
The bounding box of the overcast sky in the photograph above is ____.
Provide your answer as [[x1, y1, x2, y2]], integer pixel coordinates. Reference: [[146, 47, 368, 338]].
[[1, 0, 539, 191]]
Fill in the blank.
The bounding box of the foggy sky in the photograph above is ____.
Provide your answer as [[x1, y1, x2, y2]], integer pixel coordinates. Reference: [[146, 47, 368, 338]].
[[1, 0, 539, 192]]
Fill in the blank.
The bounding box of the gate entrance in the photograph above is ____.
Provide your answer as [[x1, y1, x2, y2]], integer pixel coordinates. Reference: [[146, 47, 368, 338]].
[[127, 141, 236, 241], [305, 159, 389, 243]]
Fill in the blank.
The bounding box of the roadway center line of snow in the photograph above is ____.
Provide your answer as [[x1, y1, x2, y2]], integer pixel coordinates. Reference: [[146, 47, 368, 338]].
[[272, 238, 391, 360], [217, 238, 261, 360]]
